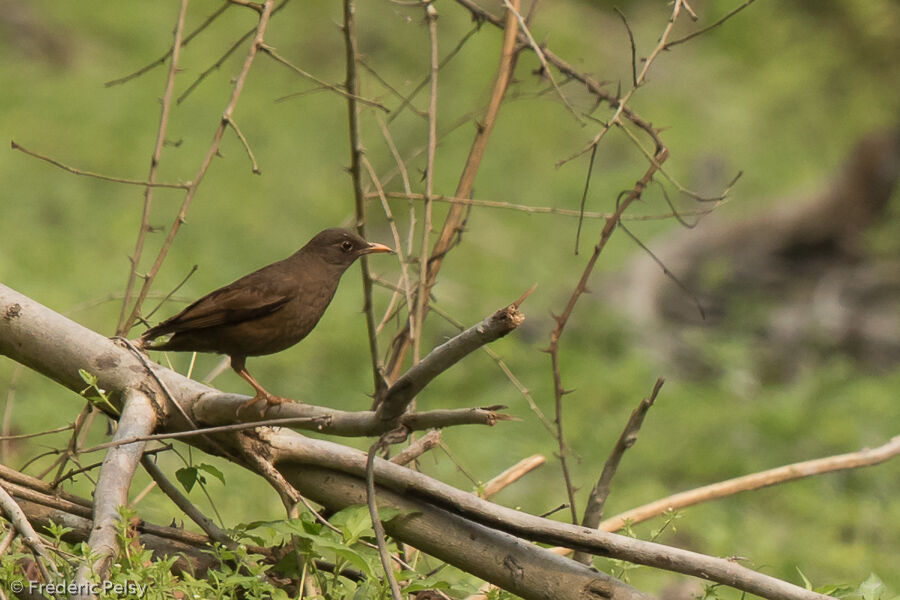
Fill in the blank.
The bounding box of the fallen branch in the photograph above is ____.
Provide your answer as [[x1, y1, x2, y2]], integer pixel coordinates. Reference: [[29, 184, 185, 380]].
[[599, 435, 900, 532], [73, 388, 157, 592], [269, 432, 834, 600]]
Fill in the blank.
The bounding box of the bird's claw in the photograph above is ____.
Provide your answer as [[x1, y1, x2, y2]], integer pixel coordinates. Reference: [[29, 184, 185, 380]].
[[238, 393, 295, 417]]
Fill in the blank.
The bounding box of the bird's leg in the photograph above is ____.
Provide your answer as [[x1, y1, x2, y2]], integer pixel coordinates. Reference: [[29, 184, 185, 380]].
[[230, 356, 294, 413]]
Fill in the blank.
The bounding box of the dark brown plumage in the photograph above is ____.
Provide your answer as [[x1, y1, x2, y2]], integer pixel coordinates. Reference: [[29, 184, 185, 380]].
[[140, 228, 393, 410]]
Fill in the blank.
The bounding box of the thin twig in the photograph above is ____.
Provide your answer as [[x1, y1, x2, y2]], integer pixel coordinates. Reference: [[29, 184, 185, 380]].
[[105, 1, 232, 87], [385, 0, 521, 381], [361, 156, 414, 339], [385, 24, 481, 125], [116, 0, 191, 336], [0, 424, 74, 442], [10, 142, 189, 190], [367, 436, 403, 600], [262, 45, 389, 112], [599, 434, 900, 533], [664, 0, 757, 50], [481, 455, 545, 499], [615, 8, 637, 88], [575, 143, 598, 253], [370, 190, 719, 221], [573, 377, 663, 563], [343, 0, 385, 397], [141, 455, 234, 546], [547, 149, 669, 524], [500, 0, 582, 124], [121, 0, 278, 333], [75, 416, 326, 456], [416, 2, 440, 367], [224, 115, 261, 174], [390, 429, 441, 466]]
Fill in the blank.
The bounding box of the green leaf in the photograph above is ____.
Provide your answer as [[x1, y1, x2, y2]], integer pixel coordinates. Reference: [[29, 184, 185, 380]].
[[197, 463, 226, 485], [331, 547, 376, 580], [78, 368, 98, 386], [175, 467, 198, 493], [796, 567, 813, 590], [859, 574, 886, 600]]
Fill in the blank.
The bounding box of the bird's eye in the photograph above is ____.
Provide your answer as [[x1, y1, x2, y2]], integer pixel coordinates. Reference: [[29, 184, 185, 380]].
[[340, 240, 354, 253]]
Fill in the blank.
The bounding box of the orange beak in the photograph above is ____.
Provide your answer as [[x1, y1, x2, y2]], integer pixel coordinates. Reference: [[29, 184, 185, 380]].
[[361, 242, 395, 255]]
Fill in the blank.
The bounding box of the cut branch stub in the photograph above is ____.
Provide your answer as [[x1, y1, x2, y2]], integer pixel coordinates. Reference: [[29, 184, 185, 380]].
[[376, 301, 526, 421]]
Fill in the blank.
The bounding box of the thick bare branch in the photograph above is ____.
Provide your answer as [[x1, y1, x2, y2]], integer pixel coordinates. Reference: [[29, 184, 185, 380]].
[[0, 283, 510, 438], [0, 481, 59, 576], [74, 388, 157, 592], [0, 285, 846, 600], [378, 301, 526, 420], [269, 432, 835, 600]]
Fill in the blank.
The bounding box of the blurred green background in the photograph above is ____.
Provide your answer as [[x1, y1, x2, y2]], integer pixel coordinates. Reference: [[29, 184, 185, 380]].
[[1, 0, 898, 595]]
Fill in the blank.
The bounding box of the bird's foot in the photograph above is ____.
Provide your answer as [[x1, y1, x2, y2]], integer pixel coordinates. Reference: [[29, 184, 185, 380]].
[[238, 392, 295, 416]]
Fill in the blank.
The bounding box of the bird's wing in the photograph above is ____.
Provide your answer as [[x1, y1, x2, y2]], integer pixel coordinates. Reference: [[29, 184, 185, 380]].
[[143, 282, 291, 339]]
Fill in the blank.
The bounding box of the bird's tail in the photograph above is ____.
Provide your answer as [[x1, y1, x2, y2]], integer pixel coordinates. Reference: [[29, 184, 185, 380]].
[[138, 323, 173, 350]]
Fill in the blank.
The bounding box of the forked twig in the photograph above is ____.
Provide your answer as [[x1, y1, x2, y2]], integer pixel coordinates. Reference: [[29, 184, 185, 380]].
[[385, 0, 521, 381], [573, 378, 663, 563], [664, 0, 757, 50], [105, 1, 232, 87], [121, 0, 278, 333], [116, 0, 191, 336]]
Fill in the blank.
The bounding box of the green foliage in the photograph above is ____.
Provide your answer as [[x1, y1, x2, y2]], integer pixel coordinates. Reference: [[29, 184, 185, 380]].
[[176, 463, 226, 494], [78, 369, 119, 416]]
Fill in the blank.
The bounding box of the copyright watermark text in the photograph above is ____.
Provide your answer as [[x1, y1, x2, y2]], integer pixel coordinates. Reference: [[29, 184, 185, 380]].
[[8, 580, 149, 596]]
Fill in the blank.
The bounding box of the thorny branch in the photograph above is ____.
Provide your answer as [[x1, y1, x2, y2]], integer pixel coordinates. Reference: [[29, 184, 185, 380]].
[[116, 0, 191, 336], [120, 0, 278, 334], [343, 0, 385, 397], [384, 0, 522, 382]]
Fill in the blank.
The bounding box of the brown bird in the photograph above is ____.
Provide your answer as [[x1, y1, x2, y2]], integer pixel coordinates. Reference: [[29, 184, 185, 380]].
[[140, 228, 393, 410]]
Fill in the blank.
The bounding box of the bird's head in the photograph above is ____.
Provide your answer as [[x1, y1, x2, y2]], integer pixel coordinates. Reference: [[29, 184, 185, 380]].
[[303, 227, 394, 268]]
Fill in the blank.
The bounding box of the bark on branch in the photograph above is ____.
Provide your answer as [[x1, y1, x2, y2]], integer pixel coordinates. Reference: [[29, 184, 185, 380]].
[[73, 388, 157, 595], [0, 284, 508, 437], [0, 284, 835, 600], [377, 302, 526, 420]]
